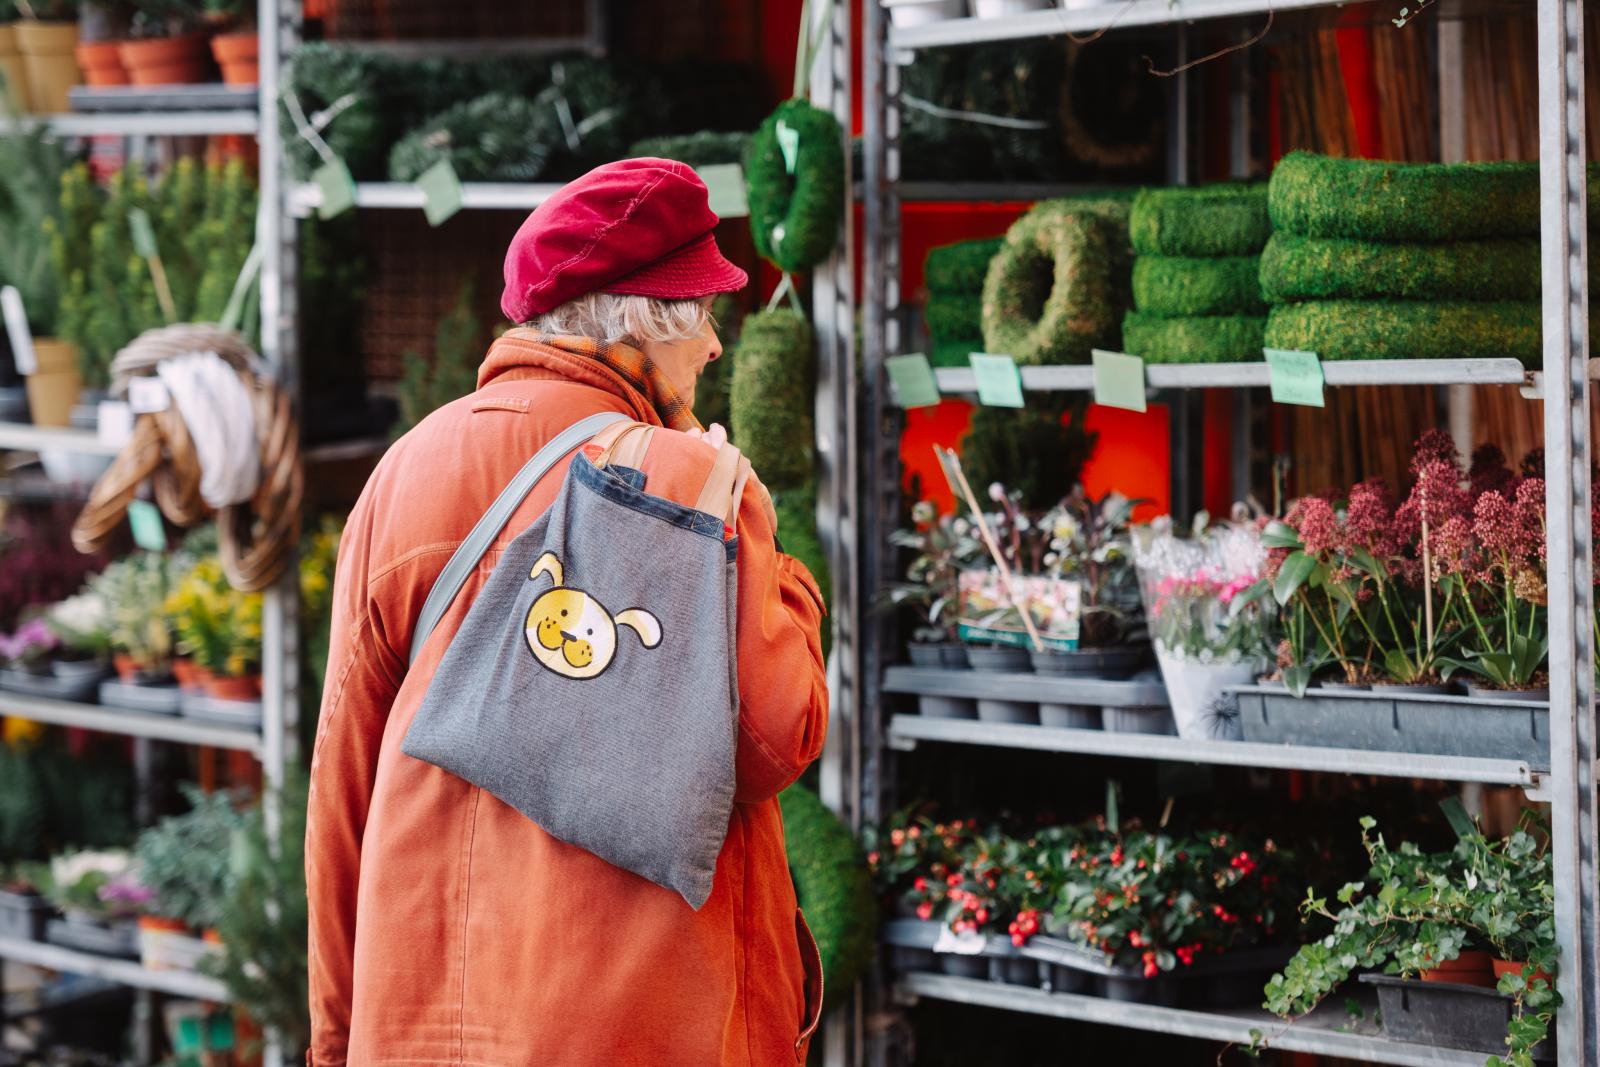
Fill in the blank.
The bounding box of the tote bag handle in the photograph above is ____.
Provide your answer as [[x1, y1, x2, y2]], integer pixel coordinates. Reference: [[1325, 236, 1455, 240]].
[[407, 411, 629, 665]]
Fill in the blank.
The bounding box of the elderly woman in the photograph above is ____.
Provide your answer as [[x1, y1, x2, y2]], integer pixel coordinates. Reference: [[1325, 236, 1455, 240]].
[[306, 159, 829, 1066]]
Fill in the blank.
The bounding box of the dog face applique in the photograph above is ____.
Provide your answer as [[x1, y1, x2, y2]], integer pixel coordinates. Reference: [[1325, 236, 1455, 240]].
[[524, 552, 662, 680]]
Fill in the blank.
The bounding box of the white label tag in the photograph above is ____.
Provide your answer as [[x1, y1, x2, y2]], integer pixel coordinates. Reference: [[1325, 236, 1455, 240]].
[[127, 377, 170, 414], [933, 926, 988, 956], [97, 400, 133, 448], [1, 286, 36, 375]]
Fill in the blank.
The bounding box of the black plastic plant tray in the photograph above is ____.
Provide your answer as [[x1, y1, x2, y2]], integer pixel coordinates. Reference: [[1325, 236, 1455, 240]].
[[0, 669, 103, 704], [1361, 974, 1552, 1060], [1233, 685, 1549, 769], [0, 890, 51, 942], [883, 919, 1046, 987], [45, 917, 139, 958], [98, 680, 182, 715]]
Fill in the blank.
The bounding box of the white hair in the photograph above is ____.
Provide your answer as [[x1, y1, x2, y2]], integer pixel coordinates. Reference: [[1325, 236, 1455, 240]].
[[532, 292, 711, 346]]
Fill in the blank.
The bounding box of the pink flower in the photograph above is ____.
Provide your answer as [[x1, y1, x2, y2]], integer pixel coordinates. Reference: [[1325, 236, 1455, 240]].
[[1291, 496, 1339, 556], [1474, 490, 1532, 565], [1516, 478, 1547, 564], [1344, 479, 1395, 554], [1469, 443, 1516, 501], [1412, 429, 1463, 479], [1432, 515, 1475, 578]]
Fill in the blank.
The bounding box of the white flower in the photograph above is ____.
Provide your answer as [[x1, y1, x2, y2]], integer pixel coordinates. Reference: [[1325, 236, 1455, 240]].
[[1015, 514, 1031, 532], [1043, 552, 1059, 567], [51, 850, 134, 888], [952, 518, 970, 536], [1198, 648, 1215, 664], [987, 482, 1006, 503], [1053, 515, 1080, 541]]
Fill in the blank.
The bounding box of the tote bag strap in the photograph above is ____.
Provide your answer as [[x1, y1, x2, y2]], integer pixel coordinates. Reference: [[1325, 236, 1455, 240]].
[[407, 410, 630, 665]]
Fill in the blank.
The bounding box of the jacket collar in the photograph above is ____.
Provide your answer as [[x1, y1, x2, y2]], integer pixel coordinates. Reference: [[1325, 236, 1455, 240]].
[[476, 329, 665, 427]]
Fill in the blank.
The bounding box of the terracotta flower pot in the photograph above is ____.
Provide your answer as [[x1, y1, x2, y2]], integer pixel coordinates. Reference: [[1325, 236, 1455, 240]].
[[209, 31, 256, 85], [14, 20, 79, 113], [138, 914, 188, 935], [1420, 948, 1496, 988], [118, 34, 208, 87], [171, 657, 206, 692], [74, 39, 128, 87], [1492, 958, 1554, 986], [23, 337, 80, 427], [0, 25, 30, 112], [203, 673, 260, 702]]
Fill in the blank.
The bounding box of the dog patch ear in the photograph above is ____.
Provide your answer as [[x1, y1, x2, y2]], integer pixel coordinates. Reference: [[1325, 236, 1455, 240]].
[[615, 608, 662, 649], [529, 552, 563, 586]]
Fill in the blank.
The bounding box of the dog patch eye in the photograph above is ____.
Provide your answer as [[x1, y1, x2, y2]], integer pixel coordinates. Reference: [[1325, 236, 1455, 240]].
[[586, 629, 593, 636], [560, 610, 568, 617]]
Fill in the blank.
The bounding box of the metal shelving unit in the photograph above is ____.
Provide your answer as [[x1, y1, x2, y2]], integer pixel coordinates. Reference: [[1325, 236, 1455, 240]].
[[0, 937, 228, 1002], [286, 180, 564, 218], [858, 0, 1598, 1064], [0, 692, 263, 754]]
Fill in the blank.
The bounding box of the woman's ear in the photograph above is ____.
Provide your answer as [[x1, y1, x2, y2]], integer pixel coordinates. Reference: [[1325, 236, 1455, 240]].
[[615, 608, 662, 648]]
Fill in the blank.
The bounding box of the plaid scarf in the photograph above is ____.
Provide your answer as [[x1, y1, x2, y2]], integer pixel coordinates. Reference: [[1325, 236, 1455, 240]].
[[532, 333, 702, 433]]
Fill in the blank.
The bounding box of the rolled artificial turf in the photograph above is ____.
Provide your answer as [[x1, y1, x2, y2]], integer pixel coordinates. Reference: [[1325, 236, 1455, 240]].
[[1128, 183, 1270, 257], [1131, 255, 1265, 316], [1263, 301, 1542, 364], [925, 293, 983, 343], [1121, 312, 1266, 364], [980, 198, 1131, 365], [924, 237, 1003, 295], [730, 308, 816, 491], [1269, 151, 1600, 242], [1258, 232, 1544, 303]]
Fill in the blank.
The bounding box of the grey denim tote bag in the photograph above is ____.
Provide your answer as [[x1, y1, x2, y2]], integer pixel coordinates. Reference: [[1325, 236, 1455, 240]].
[[402, 419, 750, 909]]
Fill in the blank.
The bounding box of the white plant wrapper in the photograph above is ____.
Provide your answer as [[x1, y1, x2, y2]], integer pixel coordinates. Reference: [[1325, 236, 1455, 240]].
[[1152, 645, 1254, 741]]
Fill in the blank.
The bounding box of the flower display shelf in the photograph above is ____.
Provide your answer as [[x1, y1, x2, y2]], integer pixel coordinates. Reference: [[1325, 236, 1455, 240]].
[[1360, 975, 1553, 1061], [882, 665, 1169, 706], [0, 668, 104, 704], [66, 84, 257, 112], [178, 692, 263, 728], [44, 915, 139, 959], [0, 934, 229, 1001], [99, 679, 183, 716], [932, 358, 1532, 396], [0, 690, 263, 753], [1232, 685, 1550, 770]]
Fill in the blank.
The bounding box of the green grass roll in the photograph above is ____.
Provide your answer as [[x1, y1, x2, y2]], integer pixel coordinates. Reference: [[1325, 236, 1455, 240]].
[[932, 340, 981, 368], [1263, 301, 1541, 364], [1121, 312, 1266, 364], [1128, 184, 1270, 257], [1132, 255, 1265, 316], [1268, 151, 1600, 242], [1258, 232, 1543, 303], [925, 237, 1004, 295], [925, 293, 982, 343]]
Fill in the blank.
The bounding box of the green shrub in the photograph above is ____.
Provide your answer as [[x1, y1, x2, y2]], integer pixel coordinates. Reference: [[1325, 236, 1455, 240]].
[[980, 198, 1130, 365], [729, 308, 815, 492], [628, 130, 750, 167], [136, 785, 248, 930], [925, 292, 982, 343], [1131, 254, 1264, 316], [1122, 311, 1266, 364], [1264, 300, 1542, 364], [1258, 232, 1549, 304], [1129, 183, 1269, 257], [924, 237, 1003, 295], [961, 393, 1095, 511], [780, 784, 875, 1003], [1268, 151, 1600, 242], [746, 99, 845, 274]]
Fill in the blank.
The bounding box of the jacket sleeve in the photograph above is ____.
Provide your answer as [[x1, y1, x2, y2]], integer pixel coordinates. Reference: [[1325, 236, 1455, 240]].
[[731, 482, 830, 803], [305, 493, 406, 1067]]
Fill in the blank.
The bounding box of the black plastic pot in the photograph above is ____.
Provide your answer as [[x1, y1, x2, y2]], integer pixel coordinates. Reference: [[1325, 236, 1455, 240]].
[[1100, 974, 1179, 1005], [1466, 684, 1549, 703], [991, 954, 1044, 987], [976, 699, 1038, 724], [907, 643, 946, 667], [964, 645, 1032, 672], [1361, 974, 1551, 1059], [917, 695, 978, 719], [937, 953, 990, 979], [1101, 705, 1178, 735], [0, 889, 51, 941], [1039, 704, 1101, 729], [1029, 646, 1146, 678]]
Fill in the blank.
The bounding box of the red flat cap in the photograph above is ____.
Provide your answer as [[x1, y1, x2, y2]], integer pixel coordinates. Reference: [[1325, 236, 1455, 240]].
[[500, 157, 749, 323]]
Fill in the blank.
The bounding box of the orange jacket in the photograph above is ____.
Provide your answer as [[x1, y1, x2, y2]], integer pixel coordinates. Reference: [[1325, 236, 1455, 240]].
[[306, 333, 830, 1066]]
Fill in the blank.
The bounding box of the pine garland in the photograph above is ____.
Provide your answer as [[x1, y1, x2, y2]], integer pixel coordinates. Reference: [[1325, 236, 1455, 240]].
[[1131, 255, 1265, 316], [629, 131, 750, 168], [1129, 183, 1270, 257], [1264, 301, 1543, 364], [746, 99, 845, 274], [779, 784, 876, 1004], [729, 308, 815, 492], [961, 393, 1096, 511], [387, 93, 553, 183], [1122, 311, 1266, 364]]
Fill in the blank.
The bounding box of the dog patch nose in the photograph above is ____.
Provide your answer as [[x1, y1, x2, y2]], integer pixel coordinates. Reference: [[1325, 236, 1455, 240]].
[[560, 630, 577, 642]]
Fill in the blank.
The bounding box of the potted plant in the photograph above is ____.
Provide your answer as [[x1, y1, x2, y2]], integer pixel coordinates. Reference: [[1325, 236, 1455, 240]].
[[167, 555, 262, 702], [93, 552, 182, 686], [134, 784, 244, 969], [887, 499, 980, 669], [0, 1, 27, 111], [38, 848, 147, 957], [1132, 515, 1271, 741], [1033, 488, 1146, 676], [0, 863, 52, 941], [0, 616, 60, 677], [44, 587, 111, 686], [199, 0, 251, 84], [0, 128, 76, 429], [1445, 476, 1549, 700], [12, 0, 78, 113], [118, 0, 207, 86], [74, 1, 130, 86], [1261, 812, 1558, 1065]]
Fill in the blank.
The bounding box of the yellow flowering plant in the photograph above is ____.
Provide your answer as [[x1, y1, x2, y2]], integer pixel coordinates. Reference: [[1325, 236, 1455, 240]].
[[165, 557, 263, 679]]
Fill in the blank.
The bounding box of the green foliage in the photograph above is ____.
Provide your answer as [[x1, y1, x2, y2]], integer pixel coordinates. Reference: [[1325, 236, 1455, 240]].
[[1122, 311, 1266, 364], [981, 198, 1131, 366], [1129, 183, 1270, 257], [924, 292, 981, 343], [0, 129, 69, 334], [1269, 150, 1600, 242], [729, 308, 815, 492], [924, 237, 1003, 295], [1259, 232, 1547, 304], [746, 98, 845, 274], [387, 93, 552, 182], [209, 768, 310, 1057], [931, 340, 979, 368], [780, 784, 876, 1003], [774, 486, 830, 624], [394, 281, 484, 436], [1131, 255, 1264, 316], [135, 784, 248, 929], [960, 393, 1095, 512], [1264, 300, 1543, 365], [1, 736, 136, 859], [0, 743, 47, 862], [628, 130, 749, 167], [91, 550, 186, 671]]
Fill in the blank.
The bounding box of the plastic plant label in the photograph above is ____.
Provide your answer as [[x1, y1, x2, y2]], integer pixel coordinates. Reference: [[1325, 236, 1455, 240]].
[[1091, 349, 1147, 412], [969, 353, 1025, 408], [775, 119, 800, 174], [127, 208, 158, 259], [127, 499, 167, 552], [127, 376, 169, 414], [933, 926, 988, 956], [314, 158, 357, 220], [1265, 347, 1325, 408], [417, 159, 464, 227], [696, 163, 748, 219], [885, 353, 942, 409], [96, 400, 133, 448]]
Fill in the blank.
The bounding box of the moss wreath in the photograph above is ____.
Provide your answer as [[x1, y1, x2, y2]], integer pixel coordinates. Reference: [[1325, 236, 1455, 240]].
[[980, 199, 1131, 365], [745, 98, 846, 274], [780, 784, 877, 1003], [729, 307, 815, 493]]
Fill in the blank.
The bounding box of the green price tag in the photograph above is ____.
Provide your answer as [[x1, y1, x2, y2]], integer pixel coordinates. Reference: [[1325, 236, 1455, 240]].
[[1091, 349, 1147, 412], [696, 163, 748, 219], [885, 353, 942, 409], [127, 208, 158, 259], [775, 120, 800, 174], [969, 353, 1025, 408], [417, 158, 464, 227], [314, 158, 357, 220], [127, 499, 167, 552], [1265, 348, 1325, 407]]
